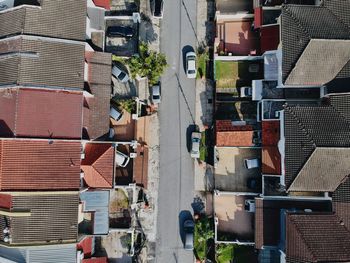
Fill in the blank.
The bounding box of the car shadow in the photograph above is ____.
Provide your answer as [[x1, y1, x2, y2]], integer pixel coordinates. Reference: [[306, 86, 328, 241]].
[[186, 124, 199, 153], [178, 210, 193, 246], [182, 45, 195, 74]]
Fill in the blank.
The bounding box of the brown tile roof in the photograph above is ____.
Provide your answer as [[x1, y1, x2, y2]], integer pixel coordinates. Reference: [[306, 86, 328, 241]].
[[0, 192, 79, 245], [0, 36, 85, 89], [255, 199, 331, 249], [0, 193, 12, 209], [133, 145, 149, 188], [0, 0, 86, 40], [0, 139, 81, 191], [216, 121, 255, 146], [262, 146, 281, 175], [83, 51, 112, 140], [0, 88, 83, 139], [286, 213, 350, 263], [288, 148, 350, 192], [81, 143, 114, 188], [262, 120, 280, 146]]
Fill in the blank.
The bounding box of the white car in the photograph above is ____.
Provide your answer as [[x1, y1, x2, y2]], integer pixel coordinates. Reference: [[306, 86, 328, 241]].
[[152, 83, 161, 104], [244, 158, 260, 169], [112, 64, 129, 83], [116, 150, 130, 167], [190, 132, 201, 158], [240, 86, 252, 98], [186, 51, 197, 78]]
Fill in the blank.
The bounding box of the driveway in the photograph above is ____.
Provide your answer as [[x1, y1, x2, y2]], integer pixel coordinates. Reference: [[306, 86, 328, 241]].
[[156, 0, 197, 262]]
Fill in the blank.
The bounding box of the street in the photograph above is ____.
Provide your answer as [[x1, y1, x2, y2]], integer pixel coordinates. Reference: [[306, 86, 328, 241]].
[[156, 0, 198, 262]]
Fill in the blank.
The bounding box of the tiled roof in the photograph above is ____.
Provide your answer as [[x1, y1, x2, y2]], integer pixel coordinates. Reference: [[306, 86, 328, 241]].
[[81, 143, 114, 188], [0, 193, 12, 209], [133, 145, 149, 188], [216, 130, 255, 147], [289, 148, 350, 192], [77, 236, 93, 257], [0, 88, 83, 139], [255, 198, 331, 249], [260, 25, 280, 54], [83, 51, 111, 140], [262, 120, 280, 146], [284, 103, 350, 188], [281, 3, 350, 85], [285, 39, 350, 86], [262, 146, 281, 175], [0, 36, 85, 89], [333, 176, 350, 230], [216, 120, 253, 132], [0, 139, 81, 191], [0, 0, 86, 40], [286, 213, 350, 263], [0, 192, 79, 245]]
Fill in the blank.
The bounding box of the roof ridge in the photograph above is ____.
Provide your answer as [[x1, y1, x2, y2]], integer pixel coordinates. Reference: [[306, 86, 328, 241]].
[[91, 147, 113, 186], [324, 5, 350, 32], [82, 164, 111, 188]]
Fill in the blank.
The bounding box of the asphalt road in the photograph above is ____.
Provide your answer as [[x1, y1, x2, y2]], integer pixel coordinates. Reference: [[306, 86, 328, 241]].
[[156, 0, 198, 262]]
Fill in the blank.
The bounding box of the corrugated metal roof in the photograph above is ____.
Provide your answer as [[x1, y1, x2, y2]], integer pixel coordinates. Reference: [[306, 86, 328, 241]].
[[0, 88, 83, 139], [0, 244, 77, 263]]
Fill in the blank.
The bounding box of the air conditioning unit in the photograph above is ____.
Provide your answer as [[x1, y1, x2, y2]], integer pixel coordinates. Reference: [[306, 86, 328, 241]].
[[3, 227, 9, 234], [130, 153, 137, 158]]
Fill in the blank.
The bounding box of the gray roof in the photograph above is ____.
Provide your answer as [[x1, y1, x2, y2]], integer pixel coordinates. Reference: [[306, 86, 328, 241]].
[[285, 39, 350, 86], [0, 35, 85, 89], [84, 51, 112, 140], [281, 2, 350, 86], [0, 0, 86, 41], [0, 244, 77, 263], [0, 192, 79, 245], [80, 190, 109, 235], [289, 148, 350, 192]]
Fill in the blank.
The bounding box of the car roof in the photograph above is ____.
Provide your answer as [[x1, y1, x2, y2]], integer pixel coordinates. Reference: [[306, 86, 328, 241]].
[[152, 85, 160, 95], [186, 51, 196, 57]]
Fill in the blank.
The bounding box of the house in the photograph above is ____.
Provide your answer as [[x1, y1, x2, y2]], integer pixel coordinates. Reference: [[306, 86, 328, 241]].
[[0, 243, 78, 263], [0, 87, 83, 139], [216, 120, 256, 147], [0, 0, 86, 41], [83, 51, 112, 140], [280, 1, 350, 90], [0, 139, 81, 191], [81, 142, 115, 188], [0, 192, 79, 246], [0, 35, 85, 89]]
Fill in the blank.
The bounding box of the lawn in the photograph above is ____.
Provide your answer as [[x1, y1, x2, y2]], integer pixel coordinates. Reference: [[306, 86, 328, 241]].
[[216, 244, 258, 263], [215, 60, 239, 89], [216, 244, 234, 263]]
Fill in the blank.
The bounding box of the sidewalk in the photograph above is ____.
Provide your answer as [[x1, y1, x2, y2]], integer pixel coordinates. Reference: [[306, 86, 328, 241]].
[[194, 0, 215, 192]]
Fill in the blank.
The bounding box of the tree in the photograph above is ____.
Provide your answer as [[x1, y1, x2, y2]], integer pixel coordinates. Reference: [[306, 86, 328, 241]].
[[128, 42, 167, 85]]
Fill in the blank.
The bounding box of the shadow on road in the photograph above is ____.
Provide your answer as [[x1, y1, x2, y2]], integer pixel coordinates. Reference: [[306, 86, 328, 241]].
[[178, 210, 193, 245], [181, 45, 195, 74], [186, 124, 199, 153]]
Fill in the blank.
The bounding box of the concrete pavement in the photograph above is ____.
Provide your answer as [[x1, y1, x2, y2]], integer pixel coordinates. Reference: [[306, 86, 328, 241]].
[[156, 0, 198, 262]]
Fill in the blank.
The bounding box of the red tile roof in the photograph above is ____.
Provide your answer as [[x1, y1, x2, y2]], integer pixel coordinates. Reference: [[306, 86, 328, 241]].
[[77, 237, 93, 257], [216, 120, 255, 146], [83, 258, 108, 263], [0, 193, 12, 209], [0, 88, 83, 139], [216, 120, 253, 132], [262, 120, 280, 146], [81, 143, 114, 188], [0, 139, 81, 190], [92, 0, 110, 10], [262, 146, 281, 175], [260, 25, 280, 54]]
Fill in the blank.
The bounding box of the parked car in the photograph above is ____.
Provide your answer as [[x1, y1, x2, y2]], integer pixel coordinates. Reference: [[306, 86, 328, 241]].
[[183, 219, 194, 250], [112, 64, 129, 83], [110, 107, 123, 121], [116, 150, 130, 167], [151, 83, 161, 104], [244, 158, 260, 169], [240, 86, 252, 98], [106, 26, 134, 38], [190, 132, 201, 158], [150, 0, 164, 18], [186, 51, 197, 78]]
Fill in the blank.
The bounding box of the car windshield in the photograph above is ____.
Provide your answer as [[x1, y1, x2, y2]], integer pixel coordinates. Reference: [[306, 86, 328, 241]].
[[153, 95, 160, 99], [192, 138, 200, 142], [118, 72, 126, 80], [188, 70, 196, 74]]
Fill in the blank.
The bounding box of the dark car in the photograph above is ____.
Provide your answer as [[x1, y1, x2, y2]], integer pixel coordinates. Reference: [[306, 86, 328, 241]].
[[106, 26, 134, 38], [183, 219, 194, 250], [150, 0, 164, 18]]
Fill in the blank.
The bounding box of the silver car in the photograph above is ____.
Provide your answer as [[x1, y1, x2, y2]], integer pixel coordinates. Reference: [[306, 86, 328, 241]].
[[186, 51, 197, 78], [112, 64, 129, 83], [152, 83, 161, 104], [190, 132, 201, 158]]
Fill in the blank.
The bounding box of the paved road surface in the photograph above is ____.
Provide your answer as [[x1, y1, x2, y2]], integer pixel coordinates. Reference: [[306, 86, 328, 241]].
[[156, 0, 198, 262]]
